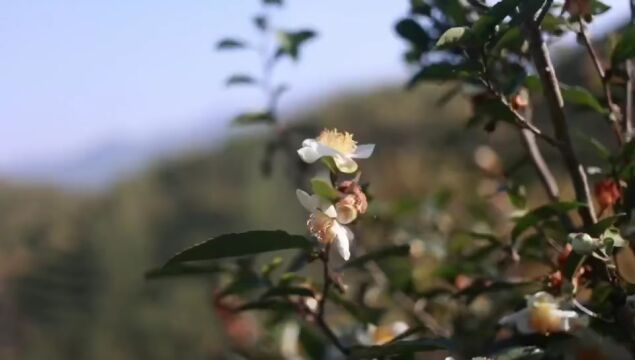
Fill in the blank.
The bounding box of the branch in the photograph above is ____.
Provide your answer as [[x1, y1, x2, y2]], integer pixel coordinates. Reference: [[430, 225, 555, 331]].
[[627, 0, 635, 142], [477, 78, 561, 148], [578, 21, 624, 145], [521, 14, 597, 228]]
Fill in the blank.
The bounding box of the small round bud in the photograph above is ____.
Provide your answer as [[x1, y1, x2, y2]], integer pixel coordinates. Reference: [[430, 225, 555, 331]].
[[569, 232, 600, 255]]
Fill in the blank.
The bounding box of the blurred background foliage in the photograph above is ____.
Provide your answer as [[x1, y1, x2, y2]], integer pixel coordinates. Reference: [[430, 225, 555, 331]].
[[0, 29, 626, 358]]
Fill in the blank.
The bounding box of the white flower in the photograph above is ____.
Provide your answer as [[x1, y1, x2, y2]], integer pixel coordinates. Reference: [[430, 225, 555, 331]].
[[297, 129, 374, 173], [357, 321, 410, 346], [296, 189, 354, 260], [499, 292, 579, 335]]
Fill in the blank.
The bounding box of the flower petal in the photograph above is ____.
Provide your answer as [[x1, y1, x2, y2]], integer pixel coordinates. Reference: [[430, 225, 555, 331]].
[[352, 144, 375, 159], [333, 223, 351, 260], [296, 189, 319, 212], [298, 144, 321, 163], [333, 154, 358, 173], [499, 309, 532, 334], [322, 203, 337, 218], [553, 310, 578, 331]]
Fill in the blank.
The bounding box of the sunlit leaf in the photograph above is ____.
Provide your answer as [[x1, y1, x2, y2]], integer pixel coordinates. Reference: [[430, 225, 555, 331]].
[[349, 339, 455, 359], [161, 231, 312, 266], [436, 26, 472, 48]]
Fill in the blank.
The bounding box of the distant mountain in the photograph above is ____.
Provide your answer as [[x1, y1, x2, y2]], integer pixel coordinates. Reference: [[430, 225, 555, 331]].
[[0, 120, 226, 190]]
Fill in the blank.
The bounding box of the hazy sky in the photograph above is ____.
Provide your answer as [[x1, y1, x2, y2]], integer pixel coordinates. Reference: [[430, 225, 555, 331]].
[[0, 1, 629, 169]]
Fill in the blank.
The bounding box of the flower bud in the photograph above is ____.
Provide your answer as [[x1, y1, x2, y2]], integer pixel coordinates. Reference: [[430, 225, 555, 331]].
[[569, 232, 600, 255], [337, 180, 368, 214]]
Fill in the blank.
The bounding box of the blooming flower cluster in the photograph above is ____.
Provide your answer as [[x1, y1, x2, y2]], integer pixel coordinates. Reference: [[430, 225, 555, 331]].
[[296, 129, 374, 260]]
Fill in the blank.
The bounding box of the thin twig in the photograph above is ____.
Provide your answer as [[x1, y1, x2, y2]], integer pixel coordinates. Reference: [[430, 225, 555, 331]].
[[626, 0, 635, 142], [578, 20, 624, 145], [477, 77, 562, 148], [521, 10, 597, 227]]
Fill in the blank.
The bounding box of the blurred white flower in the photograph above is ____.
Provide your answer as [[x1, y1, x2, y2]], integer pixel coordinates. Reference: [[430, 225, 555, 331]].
[[499, 292, 579, 335], [296, 189, 354, 260], [357, 321, 410, 346], [297, 128, 374, 173]]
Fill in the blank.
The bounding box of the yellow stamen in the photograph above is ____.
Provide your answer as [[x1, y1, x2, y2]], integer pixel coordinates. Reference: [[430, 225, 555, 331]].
[[317, 128, 357, 154]]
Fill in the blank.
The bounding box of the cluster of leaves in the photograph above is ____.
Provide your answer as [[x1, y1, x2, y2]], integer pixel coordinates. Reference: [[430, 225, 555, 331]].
[[148, 0, 635, 359]]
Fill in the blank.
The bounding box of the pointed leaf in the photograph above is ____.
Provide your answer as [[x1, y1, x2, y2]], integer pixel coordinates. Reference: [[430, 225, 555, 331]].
[[163, 231, 312, 265]]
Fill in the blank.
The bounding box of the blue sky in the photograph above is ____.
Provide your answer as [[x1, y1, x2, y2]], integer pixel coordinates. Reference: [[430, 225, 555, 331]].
[[0, 1, 629, 171]]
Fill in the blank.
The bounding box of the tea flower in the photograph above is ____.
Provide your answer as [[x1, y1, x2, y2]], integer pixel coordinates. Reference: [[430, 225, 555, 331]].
[[357, 321, 409, 346], [296, 189, 354, 260], [499, 292, 579, 335], [297, 129, 375, 173]]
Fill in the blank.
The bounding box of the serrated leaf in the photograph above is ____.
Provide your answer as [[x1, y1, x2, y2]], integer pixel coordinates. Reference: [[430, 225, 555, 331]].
[[216, 38, 247, 50], [233, 111, 273, 125], [277, 30, 317, 61], [161, 231, 312, 266], [612, 25, 635, 65], [340, 244, 411, 270], [225, 74, 256, 86], [395, 18, 431, 48], [349, 339, 455, 359]]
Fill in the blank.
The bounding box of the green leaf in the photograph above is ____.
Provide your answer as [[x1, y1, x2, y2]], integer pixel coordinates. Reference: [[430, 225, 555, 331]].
[[237, 299, 295, 312], [216, 38, 247, 50], [525, 76, 607, 113], [561, 84, 607, 114], [395, 18, 431, 48], [471, 0, 522, 42], [162, 231, 312, 266], [277, 30, 317, 61], [600, 227, 626, 250], [262, 286, 315, 298], [511, 202, 586, 240], [233, 111, 274, 125], [591, 0, 611, 15], [349, 339, 455, 359], [612, 26, 635, 65], [407, 62, 478, 89], [341, 244, 411, 270], [225, 74, 257, 86], [589, 213, 626, 237], [263, 0, 283, 5], [436, 26, 472, 48], [145, 263, 226, 279], [310, 178, 339, 201]]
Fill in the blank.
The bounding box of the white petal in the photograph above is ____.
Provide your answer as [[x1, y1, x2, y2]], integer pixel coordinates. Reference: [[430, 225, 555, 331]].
[[333, 154, 358, 173], [391, 321, 409, 336], [352, 144, 375, 159], [296, 189, 319, 212], [298, 145, 321, 163], [554, 310, 579, 331], [333, 223, 351, 260], [322, 204, 337, 218], [499, 309, 532, 334]]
